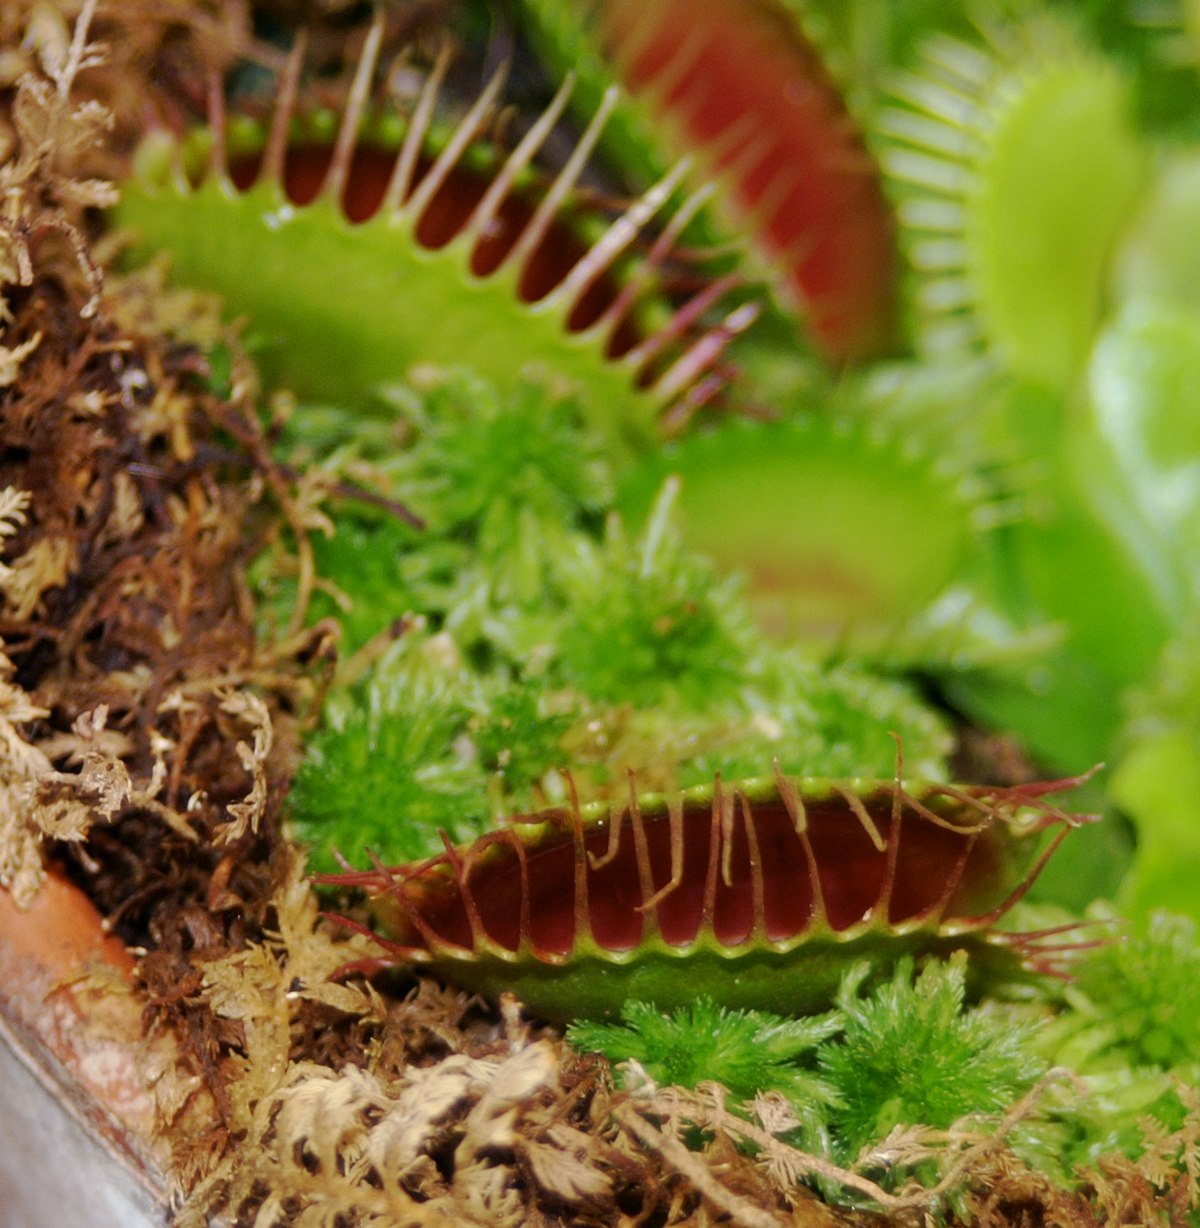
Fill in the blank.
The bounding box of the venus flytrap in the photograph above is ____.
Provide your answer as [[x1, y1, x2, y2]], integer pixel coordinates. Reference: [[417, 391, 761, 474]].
[[859, 6, 1200, 814], [615, 402, 988, 654], [266, 4, 1098, 1040], [878, 9, 1145, 389], [113, 22, 754, 454], [519, 0, 901, 363]]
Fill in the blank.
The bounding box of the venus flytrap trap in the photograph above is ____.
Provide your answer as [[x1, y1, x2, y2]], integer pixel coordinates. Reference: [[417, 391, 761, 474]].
[[614, 397, 990, 653], [330, 766, 1089, 1023], [519, 0, 901, 364], [112, 20, 757, 455], [878, 9, 1145, 388]]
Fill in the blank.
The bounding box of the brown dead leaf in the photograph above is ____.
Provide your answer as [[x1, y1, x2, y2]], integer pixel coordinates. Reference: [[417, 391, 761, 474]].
[[219, 689, 273, 842], [0, 330, 41, 385], [456, 1042, 558, 1165], [521, 1120, 612, 1206]]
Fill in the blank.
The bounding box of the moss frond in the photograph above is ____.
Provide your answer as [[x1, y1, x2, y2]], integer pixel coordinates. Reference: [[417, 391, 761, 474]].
[[1024, 910, 1200, 1169], [818, 957, 1043, 1162], [551, 481, 753, 711], [402, 372, 612, 554], [289, 684, 489, 875], [467, 681, 577, 814], [1069, 911, 1200, 1072], [568, 996, 841, 1140], [745, 654, 952, 780]]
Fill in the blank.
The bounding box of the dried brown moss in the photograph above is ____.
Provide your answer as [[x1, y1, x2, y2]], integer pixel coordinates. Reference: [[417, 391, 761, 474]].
[[0, 0, 330, 1157]]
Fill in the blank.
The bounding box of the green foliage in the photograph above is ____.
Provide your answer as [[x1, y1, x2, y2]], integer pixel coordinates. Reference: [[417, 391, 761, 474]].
[[568, 959, 1061, 1176], [289, 632, 572, 870], [303, 512, 428, 657], [817, 958, 1044, 1161], [280, 373, 962, 870], [1126, 618, 1200, 742], [745, 655, 952, 781], [551, 482, 753, 711], [568, 997, 841, 1141], [289, 682, 488, 874], [659, 656, 951, 788], [1113, 623, 1200, 922], [1028, 911, 1200, 1168], [467, 682, 576, 814], [1070, 912, 1200, 1072], [565, 943, 1200, 1191], [400, 373, 612, 606], [1050, 0, 1200, 137]]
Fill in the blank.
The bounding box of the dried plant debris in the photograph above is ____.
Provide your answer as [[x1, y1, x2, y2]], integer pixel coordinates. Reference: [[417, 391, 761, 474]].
[[170, 936, 1200, 1226], [0, 0, 326, 1126]]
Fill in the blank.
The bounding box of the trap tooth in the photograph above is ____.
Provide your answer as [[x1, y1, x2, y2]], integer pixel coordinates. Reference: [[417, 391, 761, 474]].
[[878, 12, 1145, 391], [111, 27, 756, 452], [325, 770, 1093, 1022]]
